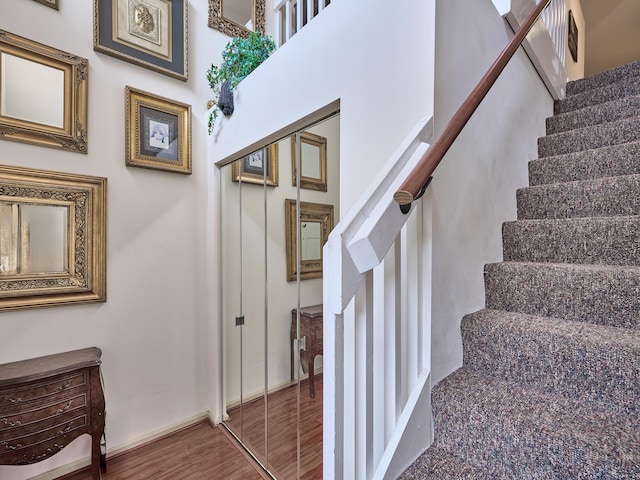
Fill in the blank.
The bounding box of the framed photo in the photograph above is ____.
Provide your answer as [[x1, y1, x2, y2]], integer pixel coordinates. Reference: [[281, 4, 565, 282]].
[[125, 86, 191, 174], [93, 0, 188, 81], [33, 0, 59, 9], [568, 10, 578, 63], [232, 144, 279, 186], [0, 29, 87, 153]]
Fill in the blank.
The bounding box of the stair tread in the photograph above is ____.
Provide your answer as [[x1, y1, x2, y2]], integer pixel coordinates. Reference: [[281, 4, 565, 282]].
[[538, 116, 640, 157], [517, 173, 640, 220], [546, 94, 640, 135], [566, 60, 640, 96], [528, 140, 640, 186], [484, 261, 640, 329], [431, 368, 640, 478], [555, 74, 640, 115], [502, 215, 640, 266], [462, 308, 639, 414]]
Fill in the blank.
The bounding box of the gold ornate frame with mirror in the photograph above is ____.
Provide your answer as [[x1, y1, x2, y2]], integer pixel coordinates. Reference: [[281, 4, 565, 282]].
[[232, 143, 279, 186], [0, 164, 107, 311], [292, 131, 327, 192], [285, 199, 333, 282], [0, 29, 88, 153], [208, 0, 266, 37]]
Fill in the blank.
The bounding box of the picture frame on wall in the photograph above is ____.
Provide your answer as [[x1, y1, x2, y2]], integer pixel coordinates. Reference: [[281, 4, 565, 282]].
[[0, 29, 88, 153], [33, 0, 59, 9], [93, 0, 188, 81], [231, 144, 279, 186], [125, 86, 192, 174]]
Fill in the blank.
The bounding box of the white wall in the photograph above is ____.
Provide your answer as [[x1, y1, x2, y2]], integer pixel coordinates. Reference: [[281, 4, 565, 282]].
[[211, 0, 436, 212], [430, 0, 553, 383], [0, 1, 227, 478]]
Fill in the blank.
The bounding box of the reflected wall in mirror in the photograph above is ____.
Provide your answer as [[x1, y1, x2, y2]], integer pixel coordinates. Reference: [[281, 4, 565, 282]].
[[285, 199, 333, 281], [0, 29, 88, 153], [0, 164, 106, 311], [208, 0, 266, 37], [292, 131, 327, 192]]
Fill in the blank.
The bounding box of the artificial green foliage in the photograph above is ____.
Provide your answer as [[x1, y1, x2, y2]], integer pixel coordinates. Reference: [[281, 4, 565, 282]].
[[207, 32, 276, 134]]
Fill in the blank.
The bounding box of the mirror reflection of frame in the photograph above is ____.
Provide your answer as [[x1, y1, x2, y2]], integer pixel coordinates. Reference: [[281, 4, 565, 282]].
[[292, 131, 327, 192], [285, 199, 333, 281], [231, 143, 279, 186], [33, 0, 59, 9], [0, 29, 88, 153], [208, 0, 266, 38], [0, 164, 106, 311]]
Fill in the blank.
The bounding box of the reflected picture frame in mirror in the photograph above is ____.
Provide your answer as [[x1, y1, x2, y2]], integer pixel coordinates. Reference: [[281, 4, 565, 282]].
[[231, 143, 278, 186], [285, 199, 333, 281], [0, 29, 88, 153], [292, 131, 327, 192], [0, 164, 107, 311], [208, 0, 266, 37]]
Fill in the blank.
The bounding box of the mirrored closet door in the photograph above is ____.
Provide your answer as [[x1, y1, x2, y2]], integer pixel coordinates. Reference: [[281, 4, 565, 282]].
[[220, 113, 340, 479]]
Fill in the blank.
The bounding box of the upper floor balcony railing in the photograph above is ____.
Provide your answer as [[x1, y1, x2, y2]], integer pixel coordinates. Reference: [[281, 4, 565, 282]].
[[274, 0, 331, 46]]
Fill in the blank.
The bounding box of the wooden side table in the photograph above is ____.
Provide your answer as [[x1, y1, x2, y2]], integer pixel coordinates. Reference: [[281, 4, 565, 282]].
[[0, 347, 106, 479], [290, 304, 323, 398]]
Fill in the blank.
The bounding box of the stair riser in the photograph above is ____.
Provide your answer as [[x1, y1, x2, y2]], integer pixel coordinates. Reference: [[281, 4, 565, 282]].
[[484, 263, 640, 329], [565, 60, 640, 97], [516, 175, 640, 220], [546, 96, 640, 135], [528, 141, 640, 186], [461, 313, 639, 415], [555, 75, 640, 115], [538, 117, 640, 158], [502, 217, 640, 266]]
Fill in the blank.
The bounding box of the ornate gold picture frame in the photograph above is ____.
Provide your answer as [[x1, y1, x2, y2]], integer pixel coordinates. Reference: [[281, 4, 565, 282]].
[[208, 0, 266, 38], [0, 164, 107, 311], [125, 86, 192, 174], [285, 199, 334, 281], [0, 29, 88, 153], [231, 144, 279, 186], [94, 0, 188, 81], [292, 131, 328, 192]]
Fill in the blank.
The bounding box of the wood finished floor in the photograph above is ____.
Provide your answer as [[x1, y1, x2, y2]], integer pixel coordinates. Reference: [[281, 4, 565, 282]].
[[61, 377, 322, 480]]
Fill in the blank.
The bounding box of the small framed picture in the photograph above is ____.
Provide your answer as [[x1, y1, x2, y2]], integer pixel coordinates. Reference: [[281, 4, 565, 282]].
[[232, 144, 279, 186], [94, 0, 188, 81], [125, 86, 191, 174]]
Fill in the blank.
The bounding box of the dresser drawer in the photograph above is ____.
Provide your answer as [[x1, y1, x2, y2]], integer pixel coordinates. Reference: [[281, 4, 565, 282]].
[[0, 414, 87, 465], [0, 393, 87, 439], [0, 372, 87, 409]]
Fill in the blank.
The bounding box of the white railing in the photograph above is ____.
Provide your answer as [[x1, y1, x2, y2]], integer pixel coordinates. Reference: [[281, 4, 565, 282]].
[[273, 0, 331, 46], [505, 0, 569, 99], [323, 118, 434, 479]]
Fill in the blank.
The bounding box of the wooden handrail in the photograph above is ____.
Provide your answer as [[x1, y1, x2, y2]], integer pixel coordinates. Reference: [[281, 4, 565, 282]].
[[394, 0, 552, 207]]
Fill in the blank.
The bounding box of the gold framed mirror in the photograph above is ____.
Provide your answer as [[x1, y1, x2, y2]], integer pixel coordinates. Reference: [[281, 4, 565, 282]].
[[292, 131, 328, 192], [0, 30, 88, 153], [285, 199, 333, 281], [208, 0, 266, 37], [0, 164, 107, 311]]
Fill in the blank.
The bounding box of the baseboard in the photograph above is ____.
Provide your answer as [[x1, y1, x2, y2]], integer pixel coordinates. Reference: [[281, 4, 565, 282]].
[[28, 412, 211, 480]]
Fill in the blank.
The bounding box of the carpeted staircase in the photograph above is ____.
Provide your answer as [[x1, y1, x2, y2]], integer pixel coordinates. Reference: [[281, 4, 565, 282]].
[[400, 61, 640, 479]]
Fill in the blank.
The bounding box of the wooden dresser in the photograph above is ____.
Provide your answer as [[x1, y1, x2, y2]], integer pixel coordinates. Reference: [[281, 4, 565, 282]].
[[290, 304, 323, 398], [0, 347, 106, 479]]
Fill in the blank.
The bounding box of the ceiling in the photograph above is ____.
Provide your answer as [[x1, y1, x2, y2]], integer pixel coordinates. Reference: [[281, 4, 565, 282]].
[[580, 0, 640, 76]]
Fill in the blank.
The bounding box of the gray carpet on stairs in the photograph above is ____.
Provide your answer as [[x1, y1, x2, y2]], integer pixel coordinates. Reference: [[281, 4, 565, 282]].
[[400, 61, 640, 479]]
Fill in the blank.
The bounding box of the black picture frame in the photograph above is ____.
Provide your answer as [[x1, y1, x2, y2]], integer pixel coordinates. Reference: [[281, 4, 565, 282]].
[[93, 0, 188, 81], [568, 10, 578, 63]]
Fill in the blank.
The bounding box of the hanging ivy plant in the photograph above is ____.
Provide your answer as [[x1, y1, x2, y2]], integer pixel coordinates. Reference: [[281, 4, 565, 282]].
[[206, 32, 276, 134]]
